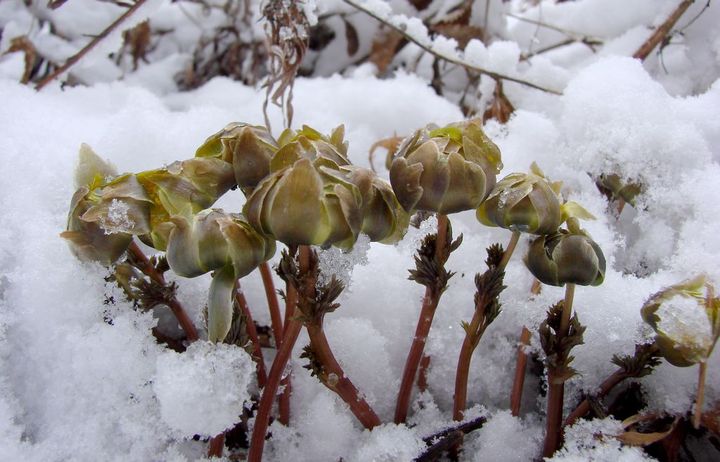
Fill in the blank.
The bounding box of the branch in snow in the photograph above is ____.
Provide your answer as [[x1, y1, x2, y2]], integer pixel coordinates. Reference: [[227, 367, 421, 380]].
[[342, 0, 562, 95]]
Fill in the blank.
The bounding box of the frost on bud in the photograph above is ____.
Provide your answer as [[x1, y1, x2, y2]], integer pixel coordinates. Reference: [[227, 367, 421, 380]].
[[345, 166, 409, 244], [525, 219, 605, 287], [389, 119, 502, 214], [136, 158, 236, 249], [62, 146, 153, 264], [477, 163, 594, 235], [641, 275, 720, 367], [166, 210, 276, 343], [196, 122, 278, 191]]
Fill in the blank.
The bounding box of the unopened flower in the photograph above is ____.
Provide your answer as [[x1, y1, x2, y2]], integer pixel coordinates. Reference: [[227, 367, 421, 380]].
[[641, 275, 720, 367], [344, 166, 409, 244], [62, 145, 152, 264], [389, 119, 502, 214], [525, 220, 605, 287], [166, 210, 275, 342], [136, 158, 236, 249], [196, 122, 278, 191], [244, 157, 363, 249], [477, 163, 594, 235]]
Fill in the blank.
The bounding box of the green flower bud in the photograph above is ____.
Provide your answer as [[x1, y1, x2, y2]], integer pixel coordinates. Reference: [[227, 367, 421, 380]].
[[389, 119, 502, 214], [597, 173, 643, 207], [244, 157, 363, 249], [525, 221, 605, 287], [344, 166, 409, 244], [136, 158, 236, 249], [478, 163, 595, 235], [196, 122, 278, 190], [641, 275, 720, 367], [166, 209, 275, 279], [276, 124, 351, 168], [62, 145, 152, 264]]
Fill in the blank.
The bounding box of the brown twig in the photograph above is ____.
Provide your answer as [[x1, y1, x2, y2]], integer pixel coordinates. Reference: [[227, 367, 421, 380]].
[[127, 241, 198, 342], [633, 0, 694, 61], [343, 0, 562, 95], [278, 280, 298, 425], [35, 0, 149, 90], [414, 415, 488, 462], [510, 326, 532, 416]]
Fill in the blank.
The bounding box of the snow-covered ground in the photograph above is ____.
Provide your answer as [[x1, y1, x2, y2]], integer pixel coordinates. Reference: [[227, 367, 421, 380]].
[[1, 1, 720, 461]]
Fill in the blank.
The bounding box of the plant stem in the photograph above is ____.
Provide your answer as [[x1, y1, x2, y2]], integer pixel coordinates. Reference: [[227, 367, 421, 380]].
[[278, 281, 297, 426], [694, 361, 708, 429], [127, 241, 198, 342], [306, 324, 381, 429], [207, 433, 225, 459], [235, 289, 267, 388], [563, 369, 627, 427], [453, 309, 485, 421], [543, 283, 576, 458], [247, 318, 302, 462], [247, 247, 311, 462], [498, 230, 521, 271], [414, 415, 488, 462], [417, 355, 431, 392], [35, 0, 149, 90], [395, 214, 449, 424], [510, 326, 532, 416], [259, 262, 284, 345], [633, 0, 694, 61]]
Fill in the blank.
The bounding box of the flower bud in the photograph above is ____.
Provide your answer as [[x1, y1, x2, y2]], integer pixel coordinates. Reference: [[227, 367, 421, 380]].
[[525, 222, 605, 287], [62, 146, 153, 264], [196, 122, 278, 190], [137, 158, 236, 249], [641, 275, 719, 367], [276, 124, 351, 168], [244, 157, 363, 249], [166, 209, 275, 279], [344, 166, 409, 244], [389, 119, 502, 214]]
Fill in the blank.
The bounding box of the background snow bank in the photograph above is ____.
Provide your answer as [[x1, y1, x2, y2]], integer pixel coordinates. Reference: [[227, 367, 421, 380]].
[[0, 3, 719, 460]]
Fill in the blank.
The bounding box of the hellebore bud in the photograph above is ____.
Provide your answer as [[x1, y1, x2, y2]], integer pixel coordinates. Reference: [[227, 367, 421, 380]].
[[136, 158, 236, 249], [244, 157, 363, 249], [62, 145, 152, 264], [275, 124, 351, 168], [196, 122, 278, 191], [344, 166, 410, 244], [641, 275, 720, 367], [597, 173, 643, 207], [166, 209, 276, 342], [389, 119, 502, 214], [525, 219, 605, 287]]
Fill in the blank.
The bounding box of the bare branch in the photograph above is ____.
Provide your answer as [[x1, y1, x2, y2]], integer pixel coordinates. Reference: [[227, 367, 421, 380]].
[[633, 0, 695, 61], [343, 0, 562, 95]]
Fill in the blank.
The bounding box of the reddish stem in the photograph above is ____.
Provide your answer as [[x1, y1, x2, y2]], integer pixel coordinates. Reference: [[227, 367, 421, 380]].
[[128, 241, 198, 342], [633, 0, 694, 61], [259, 262, 284, 345], [510, 326, 532, 417], [563, 370, 627, 427], [247, 318, 303, 462], [453, 309, 482, 421], [306, 324, 381, 429], [235, 289, 268, 388], [417, 355, 431, 392], [394, 214, 449, 424], [277, 283, 298, 426], [207, 433, 225, 459]]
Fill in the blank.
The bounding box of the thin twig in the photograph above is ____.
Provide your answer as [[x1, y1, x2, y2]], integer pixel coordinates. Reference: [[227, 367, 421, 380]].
[[35, 0, 149, 90], [415, 415, 488, 462], [343, 0, 562, 95], [633, 0, 695, 61]]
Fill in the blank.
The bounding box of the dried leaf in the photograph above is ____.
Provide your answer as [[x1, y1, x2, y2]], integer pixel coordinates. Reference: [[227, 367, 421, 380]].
[[617, 415, 678, 447], [431, 24, 483, 49], [370, 28, 404, 74], [343, 18, 359, 56], [483, 80, 515, 124], [6, 36, 37, 84], [368, 135, 404, 172]]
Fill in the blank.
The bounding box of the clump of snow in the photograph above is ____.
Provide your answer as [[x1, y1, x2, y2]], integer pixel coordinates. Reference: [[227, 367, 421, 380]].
[[153, 341, 254, 438], [317, 234, 370, 288], [348, 423, 425, 462], [550, 418, 655, 462], [465, 410, 542, 462]]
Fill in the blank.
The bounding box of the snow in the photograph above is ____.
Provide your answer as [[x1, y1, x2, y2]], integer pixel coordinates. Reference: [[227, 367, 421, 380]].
[[1, 0, 720, 461]]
